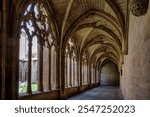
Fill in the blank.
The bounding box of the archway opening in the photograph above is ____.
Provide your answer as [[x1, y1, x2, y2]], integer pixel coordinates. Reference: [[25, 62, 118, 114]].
[[100, 61, 119, 86]]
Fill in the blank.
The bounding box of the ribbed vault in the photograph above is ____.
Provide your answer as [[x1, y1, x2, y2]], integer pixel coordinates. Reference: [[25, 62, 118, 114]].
[[12, 0, 130, 98], [49, 0, 128, 71], [14, 0, 128, 79], [45, 0, 129, 94]]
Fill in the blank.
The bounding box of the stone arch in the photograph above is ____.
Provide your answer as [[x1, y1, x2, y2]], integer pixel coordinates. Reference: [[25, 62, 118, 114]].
[[64, 38, 78, 89], [81, 34, 122, 53], [100, 60, 120, 86], [61, 9, 124, 49], [13, 1, 59, 96]]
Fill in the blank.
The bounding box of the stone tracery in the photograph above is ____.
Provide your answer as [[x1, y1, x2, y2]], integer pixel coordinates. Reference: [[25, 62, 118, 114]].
[[1, 0, 150, 100]]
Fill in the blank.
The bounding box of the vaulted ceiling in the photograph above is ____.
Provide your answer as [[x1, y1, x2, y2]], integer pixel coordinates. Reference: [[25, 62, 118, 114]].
[[49, 0, 129, 69]]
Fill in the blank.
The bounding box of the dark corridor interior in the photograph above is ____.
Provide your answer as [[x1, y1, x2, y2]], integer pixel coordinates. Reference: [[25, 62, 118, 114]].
[[68, 61, 121, 100], [101, 61, 119, 86]]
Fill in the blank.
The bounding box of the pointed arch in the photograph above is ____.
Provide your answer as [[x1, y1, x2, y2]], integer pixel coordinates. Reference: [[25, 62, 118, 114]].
[[16, 1, 59, 96]]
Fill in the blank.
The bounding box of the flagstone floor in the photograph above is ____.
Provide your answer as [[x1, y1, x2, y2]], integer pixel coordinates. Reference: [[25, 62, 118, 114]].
[[68, 86, 123, 100]]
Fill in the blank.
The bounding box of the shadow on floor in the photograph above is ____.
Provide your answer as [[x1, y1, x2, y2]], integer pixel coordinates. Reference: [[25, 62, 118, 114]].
[[68, 86, 123, 100]]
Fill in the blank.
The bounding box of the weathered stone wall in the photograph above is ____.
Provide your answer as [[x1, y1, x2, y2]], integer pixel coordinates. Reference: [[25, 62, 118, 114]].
[[101, 62, 119, 86], [120, 3, 150, 99]]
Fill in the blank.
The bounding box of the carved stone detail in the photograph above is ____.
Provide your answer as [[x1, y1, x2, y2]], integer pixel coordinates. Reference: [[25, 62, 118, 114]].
[[130, 0, 149, 16]]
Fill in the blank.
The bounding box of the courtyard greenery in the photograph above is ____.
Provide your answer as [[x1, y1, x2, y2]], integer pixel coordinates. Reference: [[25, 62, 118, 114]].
[[19, 82, 37, 93]]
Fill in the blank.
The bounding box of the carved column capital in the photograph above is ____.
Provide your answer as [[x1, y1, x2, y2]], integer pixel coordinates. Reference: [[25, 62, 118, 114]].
[[130, 0, 149, 16]]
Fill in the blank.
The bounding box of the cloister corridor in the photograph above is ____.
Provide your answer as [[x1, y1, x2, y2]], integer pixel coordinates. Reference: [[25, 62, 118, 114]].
[[1, 0, 150, 100], [68, 86, 123, 100]]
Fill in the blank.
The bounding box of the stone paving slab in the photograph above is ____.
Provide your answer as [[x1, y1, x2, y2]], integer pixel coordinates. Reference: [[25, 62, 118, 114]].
[[68, 86, 123, 100]]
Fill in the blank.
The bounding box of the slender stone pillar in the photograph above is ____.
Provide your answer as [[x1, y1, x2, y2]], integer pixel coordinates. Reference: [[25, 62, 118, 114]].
[[77, 57, 80, 86], [60, 48, 66, 99], [73, 58, 76, 86], [1, 0, 7, 99], [71, 56, 74, 86], [48, 50, 51, 90], [37, 43, 43, 92], [65, 55, 67, 87], [56, 50, 59, 89], [69, 54, 72, 87], [89, 63, 92, 88], [27, 39, 32, 94], [79, 56, 83, 92]]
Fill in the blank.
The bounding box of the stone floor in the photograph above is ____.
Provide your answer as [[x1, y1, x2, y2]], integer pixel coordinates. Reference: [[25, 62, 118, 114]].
[[68, 86, 123, 100]]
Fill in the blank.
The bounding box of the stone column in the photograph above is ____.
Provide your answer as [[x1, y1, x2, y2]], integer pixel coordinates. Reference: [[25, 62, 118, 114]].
[[95, 69, 97, 84], [69, 54, 72, 87], [94, 67, 96, 85], [96, 66, 98, 84], [1, 0, 7, 99], [65, 55, 67, 88], [48, 50, 51, 90], [88, 62, 92, 88], [79, 55, 83, 92], [67, 55, 70, 87], [75, 59, 77, 86], [56, 50, 59, 89], [37, 42, 43, 92], [27, 39, 32, 94], [87, 62, 89, 85], [97, 65, 99, 84], [85, 63, 87, 85], [51, 47, 57, 89], [77, 57, 80, 86], [99, 70, 101, 85], [71, 56, 74, 87], [60, 48, 66, 99], [73, 57, 76, 86], [82, 61, 84, 85]]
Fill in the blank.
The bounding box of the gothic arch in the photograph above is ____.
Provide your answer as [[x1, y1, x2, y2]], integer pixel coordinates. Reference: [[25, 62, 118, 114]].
[[10, 1, 60, 98], [61, 9, 124, 49]]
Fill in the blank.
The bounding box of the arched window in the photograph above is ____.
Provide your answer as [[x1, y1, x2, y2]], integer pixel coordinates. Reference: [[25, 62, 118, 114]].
[[65, 38, 77, 88], [19, 2, 57, 94], [82, 53, 88, 85]]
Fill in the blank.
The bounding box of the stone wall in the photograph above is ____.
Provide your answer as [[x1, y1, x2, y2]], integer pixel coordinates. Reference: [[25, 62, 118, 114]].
[[101, 61, 119, 86], [120, 3, 150, 99]]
